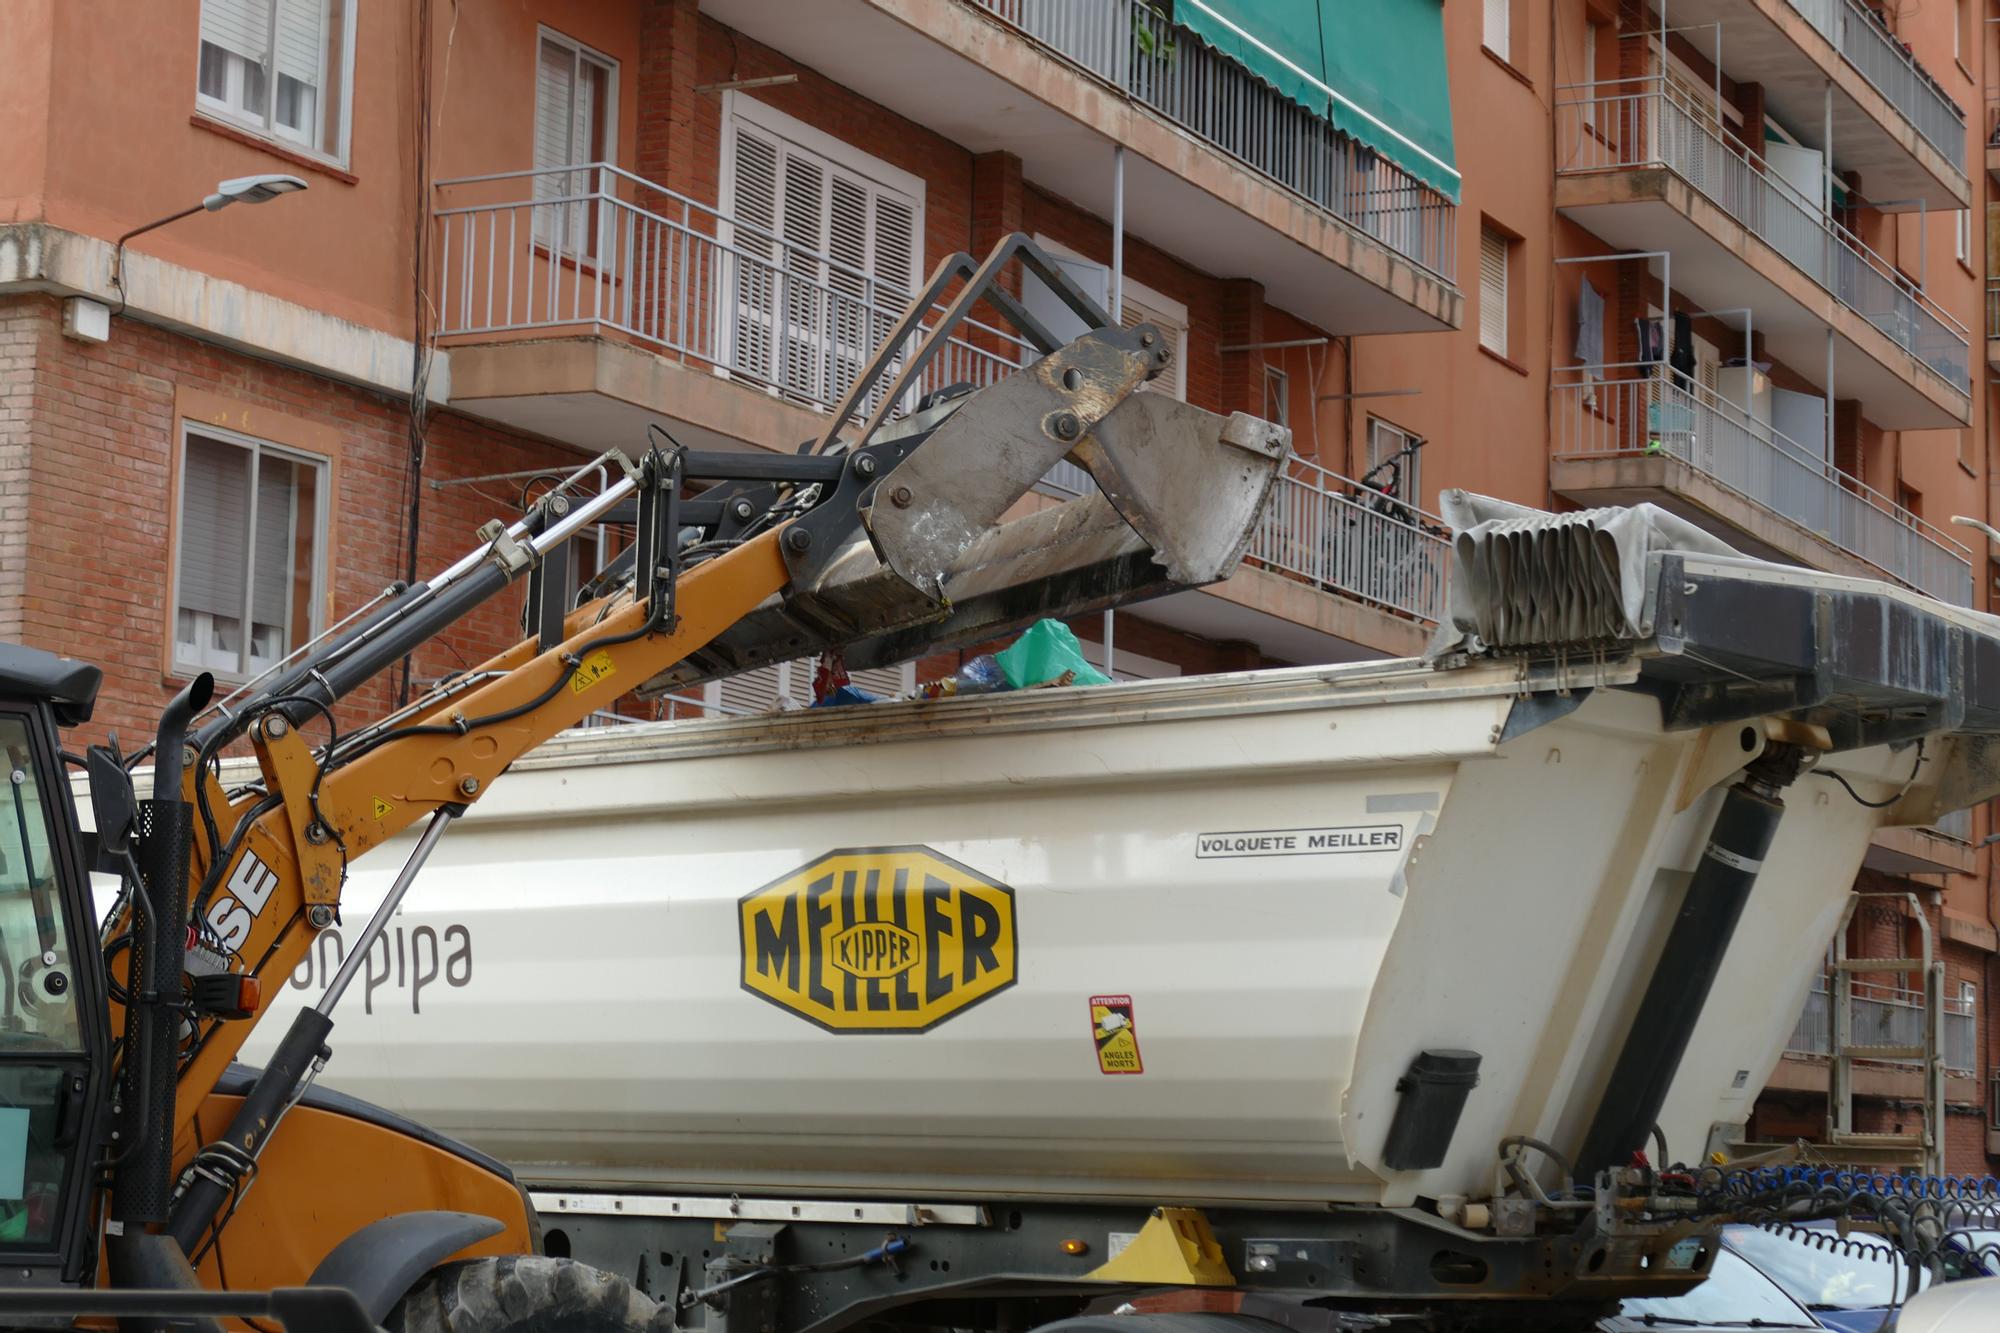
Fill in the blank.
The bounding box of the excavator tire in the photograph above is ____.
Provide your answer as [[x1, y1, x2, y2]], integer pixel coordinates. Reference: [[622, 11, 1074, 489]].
[[388, 1255, 664, 1333]]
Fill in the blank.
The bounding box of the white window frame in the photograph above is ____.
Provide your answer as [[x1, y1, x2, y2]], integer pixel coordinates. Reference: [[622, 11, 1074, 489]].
[[1365, 417, 1424, 506], [1028, 234, 1190, 401], [716, 92, 927, 406], [170, 422, 330, 684], [195, 0, 356, 167], [1956, 208, 1971, 265], [1263, 365, 1289, 428], [533, 27, 621, 260]]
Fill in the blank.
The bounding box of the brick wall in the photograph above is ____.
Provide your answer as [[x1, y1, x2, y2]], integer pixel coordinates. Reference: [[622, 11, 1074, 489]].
[[4, 294, 584, 748]]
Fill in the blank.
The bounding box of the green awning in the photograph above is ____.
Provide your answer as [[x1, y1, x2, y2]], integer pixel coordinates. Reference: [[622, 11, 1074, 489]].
[[1172, 0, 1460, 202]]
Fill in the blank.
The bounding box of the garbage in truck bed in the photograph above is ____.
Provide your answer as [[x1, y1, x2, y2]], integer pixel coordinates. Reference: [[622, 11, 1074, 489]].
[[811, 618, 1110, 708]]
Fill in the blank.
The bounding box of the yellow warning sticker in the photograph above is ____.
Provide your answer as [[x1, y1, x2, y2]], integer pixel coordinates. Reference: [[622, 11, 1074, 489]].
[[371, 796, 393, 821], [569, 650, 616, 694], [1091, 995, 1143, 1075], [739, 846, 1016, 1033]]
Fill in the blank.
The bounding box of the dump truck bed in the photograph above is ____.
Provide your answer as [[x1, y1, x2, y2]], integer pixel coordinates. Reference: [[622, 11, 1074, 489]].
[[246, 613, 1948, 1209]]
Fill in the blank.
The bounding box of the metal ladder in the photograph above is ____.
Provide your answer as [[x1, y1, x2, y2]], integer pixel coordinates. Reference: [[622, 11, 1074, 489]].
[[1825, 892, 1945, 1177]]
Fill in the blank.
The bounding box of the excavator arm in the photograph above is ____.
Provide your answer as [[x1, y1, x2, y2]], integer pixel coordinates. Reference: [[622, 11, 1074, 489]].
[[91, 235, 1288, 1266]]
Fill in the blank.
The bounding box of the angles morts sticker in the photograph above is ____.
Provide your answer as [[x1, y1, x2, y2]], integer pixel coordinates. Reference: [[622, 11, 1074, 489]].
[[738, 846, 1016, 1033]]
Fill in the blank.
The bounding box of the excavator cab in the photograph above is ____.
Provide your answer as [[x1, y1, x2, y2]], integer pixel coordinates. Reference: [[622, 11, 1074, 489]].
[[0, 644, 114, 1285]]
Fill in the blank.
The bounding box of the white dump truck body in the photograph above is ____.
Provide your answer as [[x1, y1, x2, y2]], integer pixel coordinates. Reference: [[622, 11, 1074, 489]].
[[242, 610, 1938, 1210]]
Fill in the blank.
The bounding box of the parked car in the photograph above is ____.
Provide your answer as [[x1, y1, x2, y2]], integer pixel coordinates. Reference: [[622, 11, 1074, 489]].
[[1600, 1242, 1823, 1330], [1722, 1223, 1920, 1332]]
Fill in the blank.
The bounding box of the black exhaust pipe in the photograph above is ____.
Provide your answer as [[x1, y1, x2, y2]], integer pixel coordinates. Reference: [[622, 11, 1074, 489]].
[[111, 671, 212, 1225]]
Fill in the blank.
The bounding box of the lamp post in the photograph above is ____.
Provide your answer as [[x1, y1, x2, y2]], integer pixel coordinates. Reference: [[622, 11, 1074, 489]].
[[108, 174, 308, 314]]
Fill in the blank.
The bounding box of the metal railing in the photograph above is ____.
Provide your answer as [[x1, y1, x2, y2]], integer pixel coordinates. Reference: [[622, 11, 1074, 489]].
[[1987, 282, 2000, 340], [1784, 0, 1966, 170], [1245, 457, 1450, 623], [965, 0, 1456, 281], [1552, 364, 1974, 604], [433, 164, 1034, 423], [1555, 79, 1971, 395], [1039, 453, 1450, 624], [1787, 976, 1977, 1075]]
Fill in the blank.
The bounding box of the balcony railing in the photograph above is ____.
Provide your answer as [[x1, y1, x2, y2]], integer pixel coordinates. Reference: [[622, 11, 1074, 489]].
[[1038, 454, 1450, 625], [1555, 79, 1972, 395], [1988, 282, 2000, 340], [1784, 0, 1967, 172], [433, 164, 1033, 423], [1786, 976, 1976, 1075], [964, 0, 1456, 282], [1552, 364, 1974, 604]]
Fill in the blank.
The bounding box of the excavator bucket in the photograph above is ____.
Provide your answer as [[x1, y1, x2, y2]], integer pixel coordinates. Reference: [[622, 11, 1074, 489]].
[[636, 237, 1287, 695]]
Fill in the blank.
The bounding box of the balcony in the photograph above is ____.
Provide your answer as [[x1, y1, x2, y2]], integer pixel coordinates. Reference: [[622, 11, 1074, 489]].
[[1784, 976, 1976, 1076], [1657, 0, 1967, 208], [1555, 79, 1972, 429], [435, 164, 1033, 453], [1550, 364, 1974, 604], [697, 0, 1458, 335], [1866, 805, 1977, 877], [964, 0, 1454, 280], [1041, 455, 1449, 661]]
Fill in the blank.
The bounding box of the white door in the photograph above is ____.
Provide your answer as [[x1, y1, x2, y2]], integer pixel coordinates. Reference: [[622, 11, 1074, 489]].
[[1770, 388, 1830, 536], [1764, 142, 1823, 207]]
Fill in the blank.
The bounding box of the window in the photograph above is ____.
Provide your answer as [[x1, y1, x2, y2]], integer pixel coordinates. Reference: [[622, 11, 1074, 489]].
[[720, 95, 925, 413], [534, 31, 618, 257], [1021, 236, 1191, 401], [1478, 226, 1511, 357], [1263, 366, 1289, 428], [1956, 208, 1971, 266], [1483, 0, 1510, 60], [197, 0, 353, 163], [1366, 418, 1424, 506], [173, 427, 327, 680]]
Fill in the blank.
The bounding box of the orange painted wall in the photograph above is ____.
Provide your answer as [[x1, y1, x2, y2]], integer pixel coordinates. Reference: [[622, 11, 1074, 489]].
[[13, 1, 640, 337]]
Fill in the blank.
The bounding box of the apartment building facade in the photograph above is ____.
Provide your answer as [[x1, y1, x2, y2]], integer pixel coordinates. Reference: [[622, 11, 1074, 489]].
[[0, 0, 1996, 1169]]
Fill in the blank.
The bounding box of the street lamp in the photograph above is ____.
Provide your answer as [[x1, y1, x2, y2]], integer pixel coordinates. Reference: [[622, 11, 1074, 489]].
[[1951, 515, 2000, 548], [109, 174, 308, 313]]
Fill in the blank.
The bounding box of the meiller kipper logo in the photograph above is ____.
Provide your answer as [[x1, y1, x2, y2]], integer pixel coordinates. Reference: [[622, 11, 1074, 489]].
[[738, 847, 1017, 1033]]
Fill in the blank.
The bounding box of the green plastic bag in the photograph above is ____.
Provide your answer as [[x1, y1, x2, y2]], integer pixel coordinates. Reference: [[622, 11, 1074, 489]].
[[994, 620, 1111, 690]]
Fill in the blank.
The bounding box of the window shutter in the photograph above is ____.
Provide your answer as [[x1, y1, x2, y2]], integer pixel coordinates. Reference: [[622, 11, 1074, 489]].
[[777, 151, 828, 398], [726, 123, 783, 382], [251, 455, 296, 628], [1022, 253, 1110, 352], [178, 436, 252, 620], [1121, 293, 1186, 400], [534, 40, 575, 213], [1478, 228, 1508, 355], [201, 0, 271, 62], [1483, 0, 1509, 59], [273, 0, 323, 85], [719, 664, 786, 716], [849, 663, 912, 700]]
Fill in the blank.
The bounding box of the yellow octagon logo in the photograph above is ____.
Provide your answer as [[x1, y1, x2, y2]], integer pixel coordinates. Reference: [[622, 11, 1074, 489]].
[[738, 846, 1017, 1033]]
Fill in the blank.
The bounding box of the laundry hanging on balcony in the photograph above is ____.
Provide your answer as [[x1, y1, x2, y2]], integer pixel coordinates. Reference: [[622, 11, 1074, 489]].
[[1169, 0, 1459, 201]]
